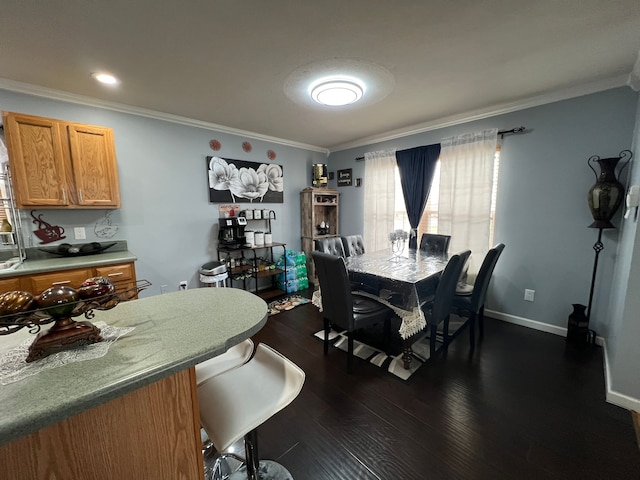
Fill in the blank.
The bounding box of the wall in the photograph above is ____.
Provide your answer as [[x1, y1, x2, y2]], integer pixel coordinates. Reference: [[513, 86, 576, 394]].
[[328, 87, 637, 341], [0, 89, 327, 297], [606, 94, 640, 408]]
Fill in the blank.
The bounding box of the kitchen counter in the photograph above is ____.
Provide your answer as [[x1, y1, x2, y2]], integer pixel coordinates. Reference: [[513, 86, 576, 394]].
[[0, 287, 268, 447], [0, 241, 137, 278]]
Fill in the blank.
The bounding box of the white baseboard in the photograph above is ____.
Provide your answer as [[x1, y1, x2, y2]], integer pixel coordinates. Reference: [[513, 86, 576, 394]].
[[486, 309, 640, 413]]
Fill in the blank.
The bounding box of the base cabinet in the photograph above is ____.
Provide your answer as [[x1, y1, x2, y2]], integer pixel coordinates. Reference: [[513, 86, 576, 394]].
[[0, 368, 204, 480], [0, 262, 137, 297]]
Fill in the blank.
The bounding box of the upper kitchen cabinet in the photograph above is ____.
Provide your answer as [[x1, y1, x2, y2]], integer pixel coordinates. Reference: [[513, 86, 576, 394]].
[[2, 112, 121, 209]]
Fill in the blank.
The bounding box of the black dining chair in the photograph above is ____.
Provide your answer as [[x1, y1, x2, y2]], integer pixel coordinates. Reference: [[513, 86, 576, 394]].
[[314, 237, 346, 257], [419, 233, 451, 255], [421, 249, 471, 359], [311, 251, 394, 373], [341, 235, 365, 257], [451, 243, 505, 347]]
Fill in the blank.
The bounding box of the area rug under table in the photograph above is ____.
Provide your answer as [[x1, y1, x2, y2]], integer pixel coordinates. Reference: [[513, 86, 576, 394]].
[[313, 316, 467, 381]]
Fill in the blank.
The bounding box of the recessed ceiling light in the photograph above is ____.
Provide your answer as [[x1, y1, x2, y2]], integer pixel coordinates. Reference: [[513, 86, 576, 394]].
[[91, 72, 120, 86], [311, 80, 363, 106]]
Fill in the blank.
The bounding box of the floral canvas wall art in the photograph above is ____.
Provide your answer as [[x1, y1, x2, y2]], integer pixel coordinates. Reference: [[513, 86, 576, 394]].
[[207, 156, 284, 203]]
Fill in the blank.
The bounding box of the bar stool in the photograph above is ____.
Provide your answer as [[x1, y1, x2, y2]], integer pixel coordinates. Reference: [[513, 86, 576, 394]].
[[198, 343, 305, 480], [195, 339, 255, 479]]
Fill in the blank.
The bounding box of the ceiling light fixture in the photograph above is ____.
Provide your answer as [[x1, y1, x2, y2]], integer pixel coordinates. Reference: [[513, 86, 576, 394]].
[[91, 72, 120, 86], [310, 80, 363, 106]]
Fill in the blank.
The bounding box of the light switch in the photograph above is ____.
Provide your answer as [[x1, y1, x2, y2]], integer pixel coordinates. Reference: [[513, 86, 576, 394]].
[[74, 227, 86, 240]]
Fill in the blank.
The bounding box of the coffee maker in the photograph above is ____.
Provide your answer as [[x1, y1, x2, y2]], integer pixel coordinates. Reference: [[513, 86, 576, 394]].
[[218, 217, 247, 248]]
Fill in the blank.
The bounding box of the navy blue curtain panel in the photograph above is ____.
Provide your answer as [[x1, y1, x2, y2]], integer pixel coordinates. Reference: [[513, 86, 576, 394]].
[[396, 144, 441, 249]]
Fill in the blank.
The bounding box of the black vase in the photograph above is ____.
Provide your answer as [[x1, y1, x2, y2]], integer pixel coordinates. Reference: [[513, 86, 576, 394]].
[[587, 150, 632, 229], [566, 303, 588, 346]]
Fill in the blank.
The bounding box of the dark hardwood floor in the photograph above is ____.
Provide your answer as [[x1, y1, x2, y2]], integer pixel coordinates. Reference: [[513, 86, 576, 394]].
[[248, 296, 640, 479]]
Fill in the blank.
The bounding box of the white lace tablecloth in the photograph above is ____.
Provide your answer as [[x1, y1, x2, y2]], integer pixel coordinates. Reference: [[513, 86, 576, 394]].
[[0, 322, 135, 385]]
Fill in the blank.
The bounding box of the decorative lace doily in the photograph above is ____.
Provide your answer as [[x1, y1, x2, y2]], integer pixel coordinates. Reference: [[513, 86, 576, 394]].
[[0, 322, 135, 385]]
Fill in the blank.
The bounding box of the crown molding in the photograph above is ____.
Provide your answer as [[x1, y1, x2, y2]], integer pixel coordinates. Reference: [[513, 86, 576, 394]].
[[329, 74, 631, 152], [0, 78, 329, 155]]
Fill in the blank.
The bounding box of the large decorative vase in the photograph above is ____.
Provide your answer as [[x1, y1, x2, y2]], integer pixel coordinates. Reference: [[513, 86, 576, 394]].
[[587, 150, 632, 229]]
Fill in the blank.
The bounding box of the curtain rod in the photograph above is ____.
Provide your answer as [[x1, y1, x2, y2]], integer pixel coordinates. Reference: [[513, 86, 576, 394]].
[[354, 126, 527, 161]]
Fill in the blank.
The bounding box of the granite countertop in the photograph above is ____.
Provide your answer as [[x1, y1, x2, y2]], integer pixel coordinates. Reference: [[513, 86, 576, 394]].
[[0, 287, 268, 447], [0, 241, 137, 278]]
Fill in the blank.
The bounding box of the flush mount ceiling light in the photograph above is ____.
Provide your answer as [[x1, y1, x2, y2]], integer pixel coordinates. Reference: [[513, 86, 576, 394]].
[[310, 79, 364, 106], [90, 72, 120, 86], [284, 58, 394, 110]]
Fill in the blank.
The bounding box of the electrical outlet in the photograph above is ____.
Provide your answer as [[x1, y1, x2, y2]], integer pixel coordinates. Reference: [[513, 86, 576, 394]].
[[524, 289, 535, 302], [179, 281, 188, 290], [160, 285, 168, 294], [73, 227, 86, 240]]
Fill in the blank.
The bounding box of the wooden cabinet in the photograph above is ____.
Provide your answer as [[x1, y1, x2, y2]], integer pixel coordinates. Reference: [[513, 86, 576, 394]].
[[2, 112, 120, 209], [300, 187, 340, 282], [0, 262, 137, 297]]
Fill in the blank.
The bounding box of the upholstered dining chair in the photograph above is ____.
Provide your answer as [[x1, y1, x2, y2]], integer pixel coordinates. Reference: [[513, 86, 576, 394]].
[[314, 237, 346, 257], [341, 235, 365, 257], [419, 233, 451, 255], [451, 243, 505, 347], [312, 251, 394, 373], [421, 250, 471, 359]]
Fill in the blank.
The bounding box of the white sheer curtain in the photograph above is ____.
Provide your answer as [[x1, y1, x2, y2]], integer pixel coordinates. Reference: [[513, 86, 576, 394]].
[[363, 148, 397, 252], [438, 128, 498, 277]]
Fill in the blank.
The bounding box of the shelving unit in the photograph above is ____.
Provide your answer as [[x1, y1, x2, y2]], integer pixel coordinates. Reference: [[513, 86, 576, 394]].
[[0, 164, 25, 270], [300, 187, 340, 282], [217, 242, 287, 300]]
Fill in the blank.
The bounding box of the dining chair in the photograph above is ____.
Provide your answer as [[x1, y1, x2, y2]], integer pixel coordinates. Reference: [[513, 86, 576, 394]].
[[451, 243, 505, 347], [421, 249, 471, 359], [314, 237, 346, 257], [312, 251, 394, 373], [341, 235, 365, 257], [419, 233, 451, 255]]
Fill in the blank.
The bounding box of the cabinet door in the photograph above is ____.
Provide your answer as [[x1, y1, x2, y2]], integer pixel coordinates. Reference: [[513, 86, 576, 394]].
[[0, 277, 22, 294], [95, 262, 137, 298], [67, 124, 121, 207], [3, 113, 70, 208], [26, 268, 93, 295]]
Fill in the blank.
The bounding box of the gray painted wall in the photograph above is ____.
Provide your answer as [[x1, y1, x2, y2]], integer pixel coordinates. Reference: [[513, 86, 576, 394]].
[[0, 89, 327, 297], [328, 88, 638, 397], [607, 95, 640, 403]]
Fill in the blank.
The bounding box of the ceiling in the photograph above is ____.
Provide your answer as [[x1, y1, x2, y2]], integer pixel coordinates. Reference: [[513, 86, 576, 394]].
[[1, 1, 640, 152]]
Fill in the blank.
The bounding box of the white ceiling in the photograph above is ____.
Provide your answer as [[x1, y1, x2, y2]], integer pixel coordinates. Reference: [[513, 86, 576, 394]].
[[1, 1, 639, 152]]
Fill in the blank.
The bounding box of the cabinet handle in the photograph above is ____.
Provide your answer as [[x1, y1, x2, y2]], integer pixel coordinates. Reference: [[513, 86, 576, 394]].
[[52, 280, 71, 285], [107, 272, 124, 277], [78, 189, 83, 203], [61, 187, 66, 202]]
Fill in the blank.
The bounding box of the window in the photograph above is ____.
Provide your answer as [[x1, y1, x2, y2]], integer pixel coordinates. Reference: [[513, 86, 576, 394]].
[[393, 147, 500, 248]]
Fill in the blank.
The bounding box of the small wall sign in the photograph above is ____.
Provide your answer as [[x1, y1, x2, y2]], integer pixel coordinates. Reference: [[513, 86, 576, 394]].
[[337, 168, 352, 187]]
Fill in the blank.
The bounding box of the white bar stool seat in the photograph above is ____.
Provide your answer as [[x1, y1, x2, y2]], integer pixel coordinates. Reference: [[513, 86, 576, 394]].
[[195, 339, 254, 386], [198, 343, 305, 480]]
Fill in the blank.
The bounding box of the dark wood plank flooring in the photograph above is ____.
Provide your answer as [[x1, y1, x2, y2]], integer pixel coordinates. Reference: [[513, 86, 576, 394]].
[[248, 297, 640, 479]]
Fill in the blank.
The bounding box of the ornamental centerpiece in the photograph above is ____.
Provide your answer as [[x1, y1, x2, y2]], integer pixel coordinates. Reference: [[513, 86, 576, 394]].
[[389, 229, 409, 259]]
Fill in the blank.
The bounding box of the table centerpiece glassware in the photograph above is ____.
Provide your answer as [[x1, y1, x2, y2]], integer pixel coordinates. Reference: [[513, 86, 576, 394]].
[[388, 229, 409, 260]]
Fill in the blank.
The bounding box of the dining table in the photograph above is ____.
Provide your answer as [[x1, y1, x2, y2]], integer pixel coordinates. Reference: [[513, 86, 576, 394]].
[[344, 248, 449, 369]]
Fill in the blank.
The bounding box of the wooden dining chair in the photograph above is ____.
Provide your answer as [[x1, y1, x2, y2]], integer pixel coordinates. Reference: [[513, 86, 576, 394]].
[[312, 251, 394, 373], [419, 233, 451, 255], [421, 250, 471, 359], [451, 243, 505, 347]]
